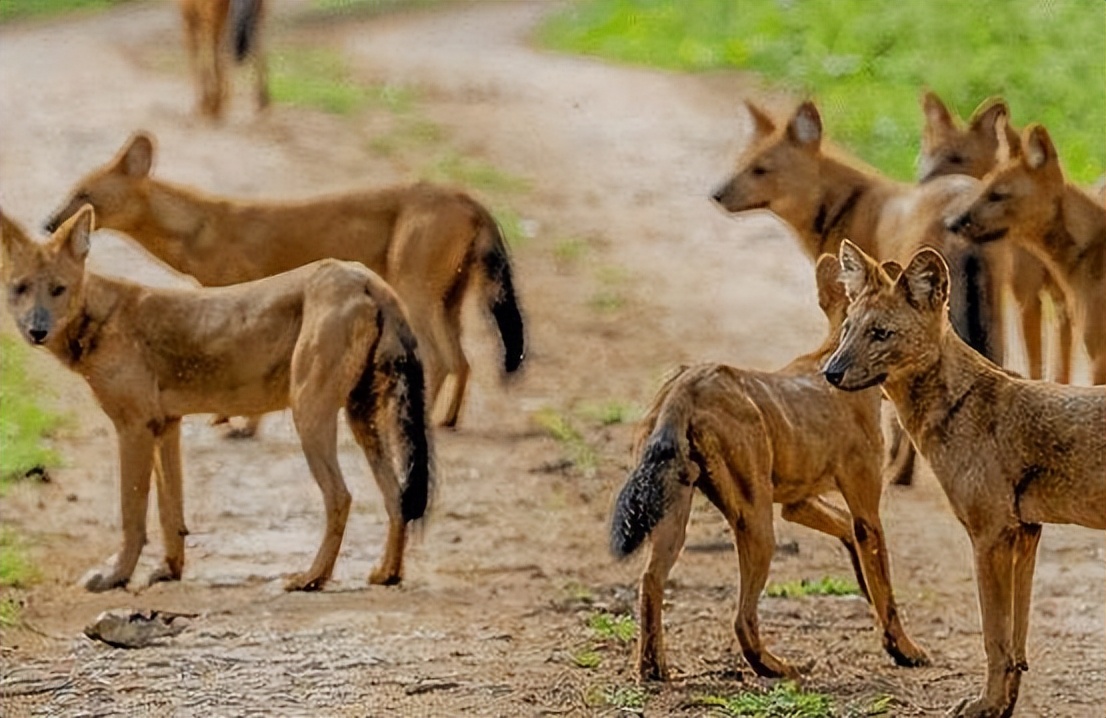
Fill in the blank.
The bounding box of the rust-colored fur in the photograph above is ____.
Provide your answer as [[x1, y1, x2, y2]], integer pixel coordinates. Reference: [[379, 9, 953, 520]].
[[1, 207, 433, 593], [711, 99, 1004, 486], [610, 256, 928, 682], [947, 122, 1106, 385], [178, 0, 269, 119], [46, 132, 525, 433], [920, 91, 1072, 383], [824, 241, 1105, 718]]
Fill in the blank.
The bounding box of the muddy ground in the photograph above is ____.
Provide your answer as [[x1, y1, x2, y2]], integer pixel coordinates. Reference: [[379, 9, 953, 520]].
[[0, 2, 1102, 716]]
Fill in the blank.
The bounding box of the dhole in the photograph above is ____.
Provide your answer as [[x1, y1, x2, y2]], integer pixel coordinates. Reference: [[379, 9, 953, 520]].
[[920, 91, 1072, 383], [1, 206, 432, 592], [947, 122, 1106, 385], [824, 241, 1105, 718], [711, 99, 1003, 486], [610, 255, 928, 682], [178, 0, 268, 119], [46, 132, 525, 433]]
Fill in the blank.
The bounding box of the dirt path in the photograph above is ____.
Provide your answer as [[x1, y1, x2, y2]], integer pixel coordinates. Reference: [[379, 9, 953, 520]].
[[1, 2, 1102, 716]]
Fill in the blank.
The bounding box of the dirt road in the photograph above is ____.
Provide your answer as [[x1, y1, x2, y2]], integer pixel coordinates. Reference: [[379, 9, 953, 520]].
[[1, 2, 1102, 715]]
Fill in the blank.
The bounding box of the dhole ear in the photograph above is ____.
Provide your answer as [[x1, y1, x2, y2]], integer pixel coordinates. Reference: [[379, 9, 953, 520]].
[[880, 260, 904, 282], [968, 97, 1008, 137], [744, 99, 776, 136], [54, 204, 94, 262], [1023, 124, 1056, 171], [922, 90, 954, 132], [787, 101, 822, 149], [993, 112, 1019, 164], [118, 132, 155, 178], [837, 239, 880, 300], [897, 248, 949, 312], [814, 253, 847, 314], [0, 208, 35, 269]]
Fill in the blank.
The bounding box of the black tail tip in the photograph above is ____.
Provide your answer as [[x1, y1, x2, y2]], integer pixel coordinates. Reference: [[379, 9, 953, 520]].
[[401, 473, 430, 523], [504, 348, 525, 374]]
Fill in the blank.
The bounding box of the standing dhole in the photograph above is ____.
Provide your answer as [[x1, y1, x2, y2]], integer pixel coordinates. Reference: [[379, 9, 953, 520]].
[[178, 0, 269, 119], [46, 132, 525, 433], [611, 255, 928, 682], [824, 240, 1104, 718], [2, 206, 432, 593]]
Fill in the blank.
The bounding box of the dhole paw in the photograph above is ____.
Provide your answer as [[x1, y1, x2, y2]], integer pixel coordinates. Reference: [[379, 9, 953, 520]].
[[886, 636, 930, 667], [145, 561, 183, 587], [80, 567, 129, 593], [637, 660, 669, 683], [284, 573, 328, 592], [368, 566, 402, 586], [946, 696, 1007, 718]]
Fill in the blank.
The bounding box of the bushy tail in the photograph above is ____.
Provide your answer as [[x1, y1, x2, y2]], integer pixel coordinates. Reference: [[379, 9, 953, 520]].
[[229, 0, 263, 62], [945, 237, 1002, 364], [348, 293, 434, 524], [610, 387, 695, 559], [475, 208, 526, 374]]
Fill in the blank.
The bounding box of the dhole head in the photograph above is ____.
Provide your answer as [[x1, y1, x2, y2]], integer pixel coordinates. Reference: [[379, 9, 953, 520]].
[[2, 206, 93, 347], [918, 91, 1019, 182], [944, 123, 1065, 245], [711, 100, 824, 220], [822, 240, 948, 391], [44, 132, 156, 234]]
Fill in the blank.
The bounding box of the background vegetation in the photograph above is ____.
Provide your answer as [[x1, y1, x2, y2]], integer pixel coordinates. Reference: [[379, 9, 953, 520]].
[[541, 0, 1105, 182]]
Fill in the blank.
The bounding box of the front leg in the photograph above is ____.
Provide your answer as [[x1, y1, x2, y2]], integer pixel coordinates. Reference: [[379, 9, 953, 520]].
[[82, 425, 156, 592], [148, 419, 187, 586]]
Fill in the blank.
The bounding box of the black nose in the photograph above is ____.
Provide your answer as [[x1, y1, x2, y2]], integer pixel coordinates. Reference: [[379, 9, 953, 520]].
[[28, 329, 48, 344], [43, 217, 59, 233], [823, 369, 844, 387], [946, 213, 970, 234], [711, 189, 725, 204]]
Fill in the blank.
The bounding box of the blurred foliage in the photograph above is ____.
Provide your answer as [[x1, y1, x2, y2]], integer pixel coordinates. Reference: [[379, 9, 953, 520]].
[[0, 334, 63, 485], [0, 0, 128, 23], [541, 0, 1105, 182]]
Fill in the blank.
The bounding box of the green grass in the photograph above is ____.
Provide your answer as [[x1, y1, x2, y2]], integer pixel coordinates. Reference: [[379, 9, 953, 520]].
[[0, 596, 22, 627], [765, 576, 861, 599], [534, 408, 598, 471], [310, 0, 442, 17], [552, 237, 589, 267], [696, 682, 833, 718], [0, 335, 64, 484], [578, 400, 638, 426], [271, 49, 416, 115], [0, 529, 38, 589], [585, 684, 647, 713], [540, 0, 1105, 182], [587, 611, 636, 643], [571, 647, 603, 669], [0, 0, 127, 22], [423, 151, 530, 195]]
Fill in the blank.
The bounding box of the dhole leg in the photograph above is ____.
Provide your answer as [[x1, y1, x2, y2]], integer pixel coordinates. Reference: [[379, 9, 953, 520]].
[[82, 427, 156, 592], [1017, 293, 1044, 380], [1011, 524, 1041, 672], [637, 489, 692, 682], [953, 530, 1021, 718], [884, 421, 916, 486], [835, 482, 929, 667], [430, 305, 469, 428], [285, 409, 351, 592], [780, 497, 871, 602], [1053, 301, 1073, 384], [347, 413, 407, 586], [149, 419, 187, 586], [181, 13, 205, 115], [252, 36, 269, 109], [731, 504, 794, 678]]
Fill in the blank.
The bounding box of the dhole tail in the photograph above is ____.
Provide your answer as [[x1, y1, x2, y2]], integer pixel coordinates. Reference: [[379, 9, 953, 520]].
[[230, 0, 263, 62], [610, 383, 696, 558], [475, 208, 526, 374]]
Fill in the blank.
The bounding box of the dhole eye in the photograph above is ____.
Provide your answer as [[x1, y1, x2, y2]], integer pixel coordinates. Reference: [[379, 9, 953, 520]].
[[751, 165, 768, 176], [947, 153, 964, 165], [13, 282, 29, 297], [869, 326, 894, 342], [50, 285, 67, 297], [987, 191, 1007, 203]]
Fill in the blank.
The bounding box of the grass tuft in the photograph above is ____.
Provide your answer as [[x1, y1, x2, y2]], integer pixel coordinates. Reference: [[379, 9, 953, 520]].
[[571, 647, 603, 669], [695, 682, 833, 718], [585, 683, 647, 712], [765, 575, 860, 598], [1, 335, 64, 485], [0, 529, 39, 589], [534, 408, 598, 471], [587, 611, 637, 643]]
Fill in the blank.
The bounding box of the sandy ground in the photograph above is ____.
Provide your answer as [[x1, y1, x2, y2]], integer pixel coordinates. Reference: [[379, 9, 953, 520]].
[[0, 2, 1102, 716]]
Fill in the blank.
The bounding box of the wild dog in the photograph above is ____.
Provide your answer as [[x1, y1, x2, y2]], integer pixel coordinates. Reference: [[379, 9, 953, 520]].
[[946, 122, 1106, 385], [610, 255, 928, 682], [45, 132, 525, 433], [711, 99, 1003, 486], [823, 241, 1105, 718], [178, 0, 269, 119], [920, 91, 1073, 383], [1, 206, 432, 592]]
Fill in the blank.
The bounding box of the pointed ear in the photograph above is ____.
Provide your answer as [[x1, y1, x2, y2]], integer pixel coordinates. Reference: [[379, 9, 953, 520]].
[[1023, 124, 1056, 171], [787, 101, 822, 149], [116, 132, 155, 178], [0, 208, 35, 269], [54, 204, 94, 263], [897, 248, 948, 312], [837, 239, 880, 300], [744, 99, 776, 136], [814, 253, 847, 314], [922, 90, 954, 132], [880, 260, 904, 282], [993, 112, 1018, 164], [968, 97, 1008, 137]]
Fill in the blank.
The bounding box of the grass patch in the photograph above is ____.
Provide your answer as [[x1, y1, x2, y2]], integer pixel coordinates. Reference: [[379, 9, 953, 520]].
[[579, 400, 638, 426], [534, 408, 598, 471], [695, 682, 833, 718], [368, 118, 445, 157], [540, 0, 1105, 182], [587, 611, 636, 643], [271, 48, 415, 115], [0, 334, 64, 485], [571, 647, 602, 669], [585, 683, 647, 713], [0, 0, 126, 22], [423, 151, 530, 195], [0, 530, 38, 589], [552, 237, 589, 267], [0, 596, 22, 627], [310, 0, 442, 17], [765, 575, 860, 599]]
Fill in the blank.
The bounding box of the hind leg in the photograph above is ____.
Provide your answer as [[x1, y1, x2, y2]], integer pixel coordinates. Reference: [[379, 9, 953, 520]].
[[637, 485, 693, 682], [1011, 524, 1041, 671], [781, 498, 871, 602], [884, 420, 916, 486], [347, 408, 408, 586], [148, 419, 188, 585], [429, 303, 469, 428]]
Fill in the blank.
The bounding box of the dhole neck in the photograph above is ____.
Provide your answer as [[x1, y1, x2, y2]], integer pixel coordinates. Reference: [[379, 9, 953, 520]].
[[54, 275, 122, 367], [881, 328, 977, 441], [809, 158, 882, 257]]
